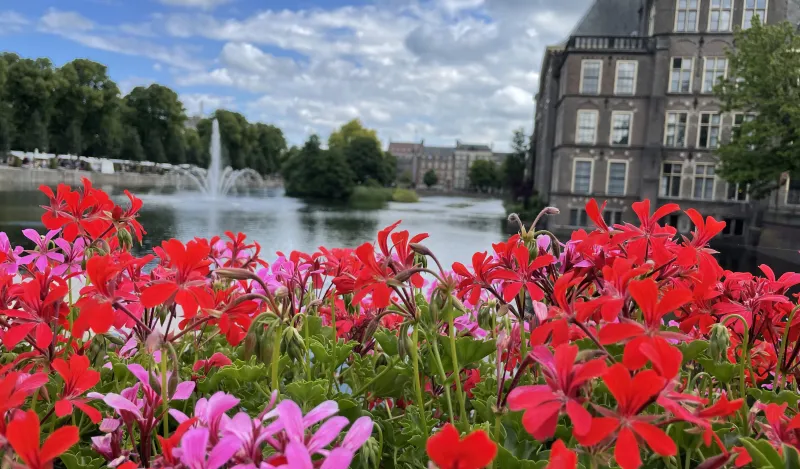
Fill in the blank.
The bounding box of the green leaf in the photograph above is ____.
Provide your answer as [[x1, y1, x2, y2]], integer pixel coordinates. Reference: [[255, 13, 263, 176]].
[[60, 452, 104, 469], [698, 358, 737, 384], [374, 330, 399, 356], [196, 359, 268, 393], [304, 315, 323, 339], [748, 388, 800, 408], [369, 363, 412, 399], [494, 445, 544, 469], [679, 340, 709, 362], [785, 444, 800, 469], [308, 339, 331, 364], [284, 379, 329, 408], [740, 437, 782, 468], [442, 337, 496, 371]]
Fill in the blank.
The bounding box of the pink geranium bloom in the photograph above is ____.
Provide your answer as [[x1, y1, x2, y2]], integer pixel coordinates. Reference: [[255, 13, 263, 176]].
[[0, 232, 23, 275], [177, 427, 241, 469], [17, 228, 63, 272], [53, 237, 85, 276]]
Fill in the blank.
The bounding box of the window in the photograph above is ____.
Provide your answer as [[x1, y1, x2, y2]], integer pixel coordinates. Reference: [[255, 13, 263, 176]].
[[665, 214, 681, 229], [661, 163, 682, 197], [722, 218, 745, 236], [603, 210, 624, 226], [580, 60, 602, 95], [732, 113, 756, 141], [698, 113, 721, 149], [702, 58, 727, 93], [610, 112, 632, 146], [669, 57, 693, 93], [674, 0, 698, 32], [743, 0, 767, 28], [615, 61, 637, 95], [708, 0, 732, 31], [648, 4, 656, 36], [787, 174, 800, 205], [726, 182, 748, 201], [569, 209, 589, 227], [576, 110, 598, 144], [693, 164, 716, 200], [572, 159, 593, 194], [606, 161, 628, 195], [664, 111, 688, 147]]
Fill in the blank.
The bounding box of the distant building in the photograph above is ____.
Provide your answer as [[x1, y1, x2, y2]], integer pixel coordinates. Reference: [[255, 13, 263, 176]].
[[387, 140, 496, 191], [419, 146, 455, 190], [387, 141, 423, 184], [454, 141, 493, 190], [531, 0, 799, 236]]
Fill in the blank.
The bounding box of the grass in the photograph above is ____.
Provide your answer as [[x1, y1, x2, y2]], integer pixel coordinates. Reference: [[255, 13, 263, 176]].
[[348, 186, 420, 208]]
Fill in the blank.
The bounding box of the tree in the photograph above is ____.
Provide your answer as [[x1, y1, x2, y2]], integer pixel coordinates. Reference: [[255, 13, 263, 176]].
[[3, 55, 55, 151], [120, 126, 145, 162], [469, 159, 500, 193], [124, 84, 186, 165], [283, 135, 354, 200], [250, 123, 286, 175], [423, 169, 438, 188], [502, 129, 528, 199], [716, 20, 800, 201], [184, 127, 207, 167], [214, 110, 251, 170], [328, 119, 379, 154], [346, 135, 388, 185]]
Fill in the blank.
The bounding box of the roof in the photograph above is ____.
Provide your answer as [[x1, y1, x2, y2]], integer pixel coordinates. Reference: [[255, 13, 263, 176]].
[[424, 146, 455, 159], [387, 142, 423, 154], [456, 142, 491, 152], [569, 0, 642, 37]]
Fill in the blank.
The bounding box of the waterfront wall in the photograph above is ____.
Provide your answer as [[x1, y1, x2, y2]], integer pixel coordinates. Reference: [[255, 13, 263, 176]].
[[0, 167, 189, 191]]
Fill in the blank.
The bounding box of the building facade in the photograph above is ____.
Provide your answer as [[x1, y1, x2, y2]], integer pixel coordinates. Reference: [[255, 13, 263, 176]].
[[388, 141, 500, 190], [454, 142, 494, 190], [532, 0, 800, 237], [387, 142, 423, 183]]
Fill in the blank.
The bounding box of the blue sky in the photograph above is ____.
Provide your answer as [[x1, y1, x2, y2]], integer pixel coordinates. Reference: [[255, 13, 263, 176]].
[[0, 0, 588, 151]]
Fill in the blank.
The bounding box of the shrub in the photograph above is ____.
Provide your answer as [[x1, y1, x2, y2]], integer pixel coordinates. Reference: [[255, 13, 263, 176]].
[[392, 188, 419, 203], [1, 182, 799, 469]]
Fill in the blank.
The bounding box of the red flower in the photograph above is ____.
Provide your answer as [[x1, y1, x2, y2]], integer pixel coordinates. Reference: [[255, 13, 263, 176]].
[[52, 354, 101, 423], [110, 190, 146, 243], [74, 254, 140, 335], [508, 343, 606, 439], [611, 200, 679, 264], [599, 278, 692, 369], [141, 238, 214, 318], [0, 371, 48, 435], [675, 209, 726, 269], [352, 242, 394, 308], [546, 440, 577, 469], [494, 245, 553, 302], [426, 423, 497, 469], [156, 417, 198, 466], [2, 273, 68, 350], [576, 365, 676, 469], [6, 410, 79, 469], [192, 352, 233, 375], [452, 251, 502, 305]]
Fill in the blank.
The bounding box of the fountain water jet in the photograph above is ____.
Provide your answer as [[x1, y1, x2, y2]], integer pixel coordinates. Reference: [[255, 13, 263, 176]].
[[175, 118, 263, 198]]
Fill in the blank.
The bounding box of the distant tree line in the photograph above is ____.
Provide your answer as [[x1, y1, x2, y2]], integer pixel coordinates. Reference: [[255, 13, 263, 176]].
[[0, 54, 286, 175], [282, 119, 396, 200]]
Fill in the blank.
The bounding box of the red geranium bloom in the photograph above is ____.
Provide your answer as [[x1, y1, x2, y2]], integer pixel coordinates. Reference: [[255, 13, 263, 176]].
[[141, 238, 214, 318], [452, 251, 502, 305], [192, 352, 233, 375], [546, 440, 577, 469], [599, 278, 692, 369], [0, 371, 48, 435], [494, 246, 553, 302], [6, 410, 79, 469], [52, 354, 102, 423], [351, 242, 394, 308], [74, 254, 140, 335], [156, 417, 199, 467], [426, 423, 497, 469], [576, 365, 676, 469], [2, 273, 68, 350], [675, 209, 726, 271], [611, 200, 679, 264], [110, 190, 146, 243], [508, 343, 606, 439]]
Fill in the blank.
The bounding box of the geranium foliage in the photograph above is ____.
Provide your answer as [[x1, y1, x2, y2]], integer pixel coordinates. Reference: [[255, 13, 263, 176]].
[[0, 181, 799, 468]]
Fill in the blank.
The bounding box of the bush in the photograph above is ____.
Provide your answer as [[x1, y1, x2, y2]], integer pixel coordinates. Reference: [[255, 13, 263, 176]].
[[2, 182, 798, 469], [392, 188, 419, 203], [504, 194, 545, 222]]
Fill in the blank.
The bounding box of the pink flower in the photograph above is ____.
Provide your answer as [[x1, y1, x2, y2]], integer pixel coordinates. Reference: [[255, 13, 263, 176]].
[[177, 427, 241, 469], [17, 228, 63, 272], [0, 232, 23, 275], [53, 237, 85, 276]]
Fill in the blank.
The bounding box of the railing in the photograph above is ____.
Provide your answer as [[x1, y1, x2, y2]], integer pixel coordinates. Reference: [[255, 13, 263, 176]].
[[567, 36, 654, 52]]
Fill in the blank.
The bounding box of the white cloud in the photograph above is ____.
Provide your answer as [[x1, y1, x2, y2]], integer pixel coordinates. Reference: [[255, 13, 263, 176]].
[[37, 9, 205, 71], [158, 0, 233, 10], [118, 77, 156, 95], [0, 10, 28, 34]]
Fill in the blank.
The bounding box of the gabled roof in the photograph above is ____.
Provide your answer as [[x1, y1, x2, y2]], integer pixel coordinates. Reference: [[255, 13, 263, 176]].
[[388, 142, 423, 153], [424, 146, 455, 159], [456, 142, 491, 151], [569, 0, 642, 37]]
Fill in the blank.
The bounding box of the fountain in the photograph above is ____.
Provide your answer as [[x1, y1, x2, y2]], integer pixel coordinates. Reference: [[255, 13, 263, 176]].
[[176, 118, 263, 198]]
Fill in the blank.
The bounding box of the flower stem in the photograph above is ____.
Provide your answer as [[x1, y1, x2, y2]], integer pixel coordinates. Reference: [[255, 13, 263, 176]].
[[430, 335, 455, 425], [160, 348, 169, 438], [776, 305, 800, 393], [270, 320, 283, 391], [722, 314, 750, 434], [447, 314, 467, 422], [411, 325, 428, 438], [330, 295, 337, 394], [353, 357, 400, 397]]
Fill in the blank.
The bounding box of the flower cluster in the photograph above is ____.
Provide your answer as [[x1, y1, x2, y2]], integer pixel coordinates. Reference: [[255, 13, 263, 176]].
[[1, 180, 800, 469]]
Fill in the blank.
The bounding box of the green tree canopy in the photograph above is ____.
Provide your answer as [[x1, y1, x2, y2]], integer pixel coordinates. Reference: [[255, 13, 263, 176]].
[[124, 84, 186, 165], [283, 135, 354, 200], [502, 129, 528, 199], [423, 169, 438, 188], [328, 119, 379, 154], [469, 159, 500, 193], [716, 19, 800, 200]]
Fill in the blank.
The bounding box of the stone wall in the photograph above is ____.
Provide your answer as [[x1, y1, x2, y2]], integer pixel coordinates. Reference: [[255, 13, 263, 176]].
[[0, 167, 190, 191]]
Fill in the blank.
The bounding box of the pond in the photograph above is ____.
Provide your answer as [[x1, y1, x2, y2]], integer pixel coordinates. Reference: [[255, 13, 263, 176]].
[[0, 184, 796, 276]]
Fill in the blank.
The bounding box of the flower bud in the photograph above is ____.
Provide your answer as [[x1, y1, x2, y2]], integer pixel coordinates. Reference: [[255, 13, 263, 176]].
[[145, 331, 163, 355], [708, 323, 731, 362], [410, 243, 434, 258], [496, 303, 510, 317], [244, 330, 257, 360], [374, 353, 389, 370], [214, 268, 257, 281], [258, 330, 273, 365], [359, 436, 380, 469], [478, 306, 494, 331], [116, 227, 133, 251], [275, 286, 289, 299], [398, 324, 412, 360], [281, 326, 305, 362]]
